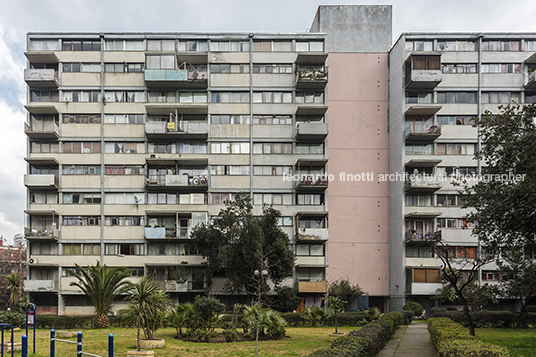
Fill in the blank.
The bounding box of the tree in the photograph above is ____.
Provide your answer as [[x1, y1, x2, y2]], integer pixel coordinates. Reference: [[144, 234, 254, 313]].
[[5, 273, 23, 308], [266, 286, 303, 312], [329, 278, 364, 311], [460, 103, 536, 254], [125, 276, 170, 350], [167, 303, 194, 338], [191, 192, 295, 299], [434, 242, 490, 336], [67, 261, 131, 328], [328, 296, 346, 334], [496, 246, 536, 328]]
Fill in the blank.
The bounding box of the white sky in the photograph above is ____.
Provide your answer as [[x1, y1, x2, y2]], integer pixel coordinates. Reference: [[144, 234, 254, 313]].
[[1, 0, 536, 244]]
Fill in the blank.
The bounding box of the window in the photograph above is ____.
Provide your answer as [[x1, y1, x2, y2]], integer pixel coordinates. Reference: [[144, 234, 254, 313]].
[[63, 244, 82, 255], [211, 165, 250, 175], [405, 40, 433, 52], [63, 91, 100, 102], [30, 192, 58, 204], [295, 92, 324, 104], [481, 271, 499, 281], [29, 114, 58, 131], [179, 142, 207, 154], [253, 166, 292, 176], [405, 245, 433, 258], [63, 114, 101, 124], [296, 244, 325, 256], [409, 55, 440, 70], [63, 40, 101, 51], [211, 114, 250, 124], [437, 194, 466, 207], [405, 195, 433, 207], [482, 40, 520, 52], [436, 41, 475, 51], [252, 64, 293, 74], [30, 243, 58, 255], [211, 142, 250, 154], [63, 193, 101, 204], [405, 92, 432, 104], [104, 193, 145, 204], [105, 216, 144, 226], [104, 142, 140, 154], [526, 41, 536, 51], [63, 142, 101, 154], [436, 92, 477, 104], [295, 143, 323, 155], [253, 115, 292, 125], [62, 165, 102, 176], [296, 268, 325, 282], [295, 41, 323, 52], [178, 92, 207, 103], [104, 114, 145, 124], [252, 92, 293, 103], [210, 64, 250, 73], [104, 63, 144, 72], [253, 193, 292, 205], [441, 64, 477, 73], [105, 244, 144, 255], [405, 144, 433, 155], [30, 90, 59, 102], [30, 39, 60, 51], [252, 143, 292, 155], [526, 93, 536, 104], [210, 41, 249, 52], [147, 39, 175, 51], [62, 216, 101, 226], [104, 91, 145, 103], [147, 243, 178, 256], [105, 165, 145, 175], [481, 63, 521, 73], [481, 92, 520, 104], [436, 116, 475, 126], [30, 165, 59, 176], [63, 63, 102, 72], [105, 39, 144, 51], [178, 40, 208, 51], [277, 217, 293, 226], [297, 194, 324, 205], [412, 268, 440, 283], [146, 54, 175, 69], [30, 142, 59, 153], [253, 41, 292, 52], [298, 216, 326, 228], [436, 143, 474, 155], [211, 92, 250, 103], [210, 193, 237, 205]]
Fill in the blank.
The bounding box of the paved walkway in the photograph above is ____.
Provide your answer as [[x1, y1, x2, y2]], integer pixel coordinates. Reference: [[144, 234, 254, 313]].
[[377, 321, 436, 357]]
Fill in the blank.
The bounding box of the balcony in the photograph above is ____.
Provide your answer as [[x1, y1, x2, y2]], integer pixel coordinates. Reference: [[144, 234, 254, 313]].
[[404, 124, 441, 142], [146, 174, 208, 191], [145, 226, 191, 239], [24, 174, 58, 190], [295, 122, 328, 141], [405, 176, 442, 193], [295, 175, 328, 191], [405, 54, 442, 89], [407, 282, 443, 295], [297, 228, 329, 241], [296, 68, 328, 89], [144, 67, 207, 89], [145, 121, 208, 140], [24, 52, 59, 64], [405, 230, 441, 243], [24, 227, 59, 240], [25, 122, 59, 139], [24, 69, 59, 88], [24, 279, 58, 292], [525, 71, 536, 90], [297, 280, 328, 293]]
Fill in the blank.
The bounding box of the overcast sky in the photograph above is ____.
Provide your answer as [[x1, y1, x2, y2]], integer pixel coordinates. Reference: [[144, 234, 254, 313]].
[[1, 0, 536, 244]]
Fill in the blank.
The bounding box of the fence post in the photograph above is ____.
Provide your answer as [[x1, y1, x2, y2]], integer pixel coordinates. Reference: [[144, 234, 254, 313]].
[[50, 329, 55, 357], [77, 332, 83, 357], [21, 335, 27, 357], [108, 334, 114, 357]]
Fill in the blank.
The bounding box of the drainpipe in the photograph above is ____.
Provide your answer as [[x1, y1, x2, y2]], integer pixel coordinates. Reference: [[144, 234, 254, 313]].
[[249, 34, 254, 197], [100, 33, 105, 263], [477, 33, 484, 286]]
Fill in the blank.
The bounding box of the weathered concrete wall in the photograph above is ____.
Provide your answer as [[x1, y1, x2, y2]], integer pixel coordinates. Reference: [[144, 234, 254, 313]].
[[311, 5, 392, 53]]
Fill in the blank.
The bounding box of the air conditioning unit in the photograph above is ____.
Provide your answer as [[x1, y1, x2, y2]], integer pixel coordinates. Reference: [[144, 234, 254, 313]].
[[29, 257, 38, 264]]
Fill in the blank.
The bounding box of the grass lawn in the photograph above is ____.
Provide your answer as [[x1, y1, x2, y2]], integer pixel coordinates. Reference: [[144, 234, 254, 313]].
[[476, 328, 536, 357], [6, 326, 357, 357]]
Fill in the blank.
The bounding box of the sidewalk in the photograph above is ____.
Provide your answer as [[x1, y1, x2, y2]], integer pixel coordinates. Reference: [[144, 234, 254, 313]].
[[377, 321, 436, 357]]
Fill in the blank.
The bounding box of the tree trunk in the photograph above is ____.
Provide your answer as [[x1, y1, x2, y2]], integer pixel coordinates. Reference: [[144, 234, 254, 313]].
[[518, 299, 528, 329], [461, 298, 475, 336], [137, 315, 141, 351]]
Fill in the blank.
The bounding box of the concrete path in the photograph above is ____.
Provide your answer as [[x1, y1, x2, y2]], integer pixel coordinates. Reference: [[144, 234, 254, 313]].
[[377, 321, 436, 357]]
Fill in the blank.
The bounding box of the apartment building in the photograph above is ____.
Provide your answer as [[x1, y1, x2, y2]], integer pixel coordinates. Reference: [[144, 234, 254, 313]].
[[23, 6, 392, 315], [389, 33, 536, 313]]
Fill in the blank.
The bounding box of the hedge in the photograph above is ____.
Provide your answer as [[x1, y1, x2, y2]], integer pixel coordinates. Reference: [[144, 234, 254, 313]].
[[428, 318, 510, 357], [0, 311, 25, 328], [402, 311, 414, 325], [305, 311, 407, 357], [430, 310, 536, 328]]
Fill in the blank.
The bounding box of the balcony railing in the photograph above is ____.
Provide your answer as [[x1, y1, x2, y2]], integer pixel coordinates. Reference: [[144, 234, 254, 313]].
[[24, 174, 59, 189], [24, 227, 59, 240], [24, 69, 59, 88], [295, 176, 328, 191], [145, 226, 191, 239], [297, 280, 328, 293], [146, 174, 208, 188], [297, 227, 329, 241], [405, 230, 441, 242], [24, 279, 58, 292], [145, 121, 208, 138], [295, 122, 328, 140], [144, 66, 207, 88], [525, 71, 536, 89], [24, 122, 60, 139], [296, 68, 328, 89], [405, 176, 442, 193], [404, 125, 441, 141]]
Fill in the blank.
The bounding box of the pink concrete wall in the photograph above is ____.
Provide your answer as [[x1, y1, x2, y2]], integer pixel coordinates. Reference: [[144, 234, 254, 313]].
[[327, 53, 390, 296]]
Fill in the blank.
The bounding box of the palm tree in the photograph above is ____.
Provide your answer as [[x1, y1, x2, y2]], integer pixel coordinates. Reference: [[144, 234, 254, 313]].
[[5, 273, 23, 307], [67, 261, 131, 328], [167, 303, 194, 338], [125, 276, 170, 350]]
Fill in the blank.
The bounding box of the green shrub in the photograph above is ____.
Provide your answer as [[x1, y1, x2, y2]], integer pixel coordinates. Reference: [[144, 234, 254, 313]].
[[428, 318, 510, 357], [430, 307, 447, 315], [526, 305, 536, 313], [221, 328, 238, 342], [402, 310, 414, 325], [379, 312, 404, 333], [0, 311, 25, 328], [280, 312, 304, 326], [305, 348, 342, 357], [323, 312, 369, 327], [402, 301, 424, 317], [429, 310, 519, 328]]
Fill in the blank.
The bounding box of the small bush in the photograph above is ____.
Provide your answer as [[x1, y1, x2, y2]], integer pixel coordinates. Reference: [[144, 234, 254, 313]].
[[402, 301, 424, 317], [325, 312, 369, 326], [221, 328, 238, 342], [430, 307, 447, 315], [0, 311, 25, 328], [402, 310, 414, 325], [428, 318, 510, 357], [365, 308, 380, 321], [305, 349, 341, 357], [280, 312, 304, 327]]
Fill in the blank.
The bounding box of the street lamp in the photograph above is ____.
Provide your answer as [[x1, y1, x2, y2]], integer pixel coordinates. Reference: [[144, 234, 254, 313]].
[[254, 269, 268, 357]]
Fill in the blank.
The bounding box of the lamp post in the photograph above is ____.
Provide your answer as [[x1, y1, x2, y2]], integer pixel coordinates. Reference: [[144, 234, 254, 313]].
[[254, 269, 268, 357]]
